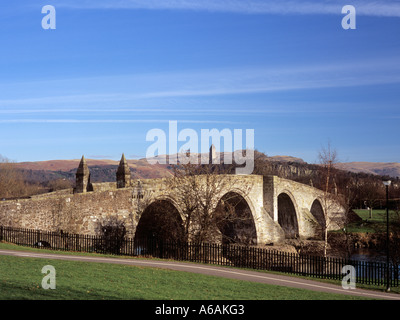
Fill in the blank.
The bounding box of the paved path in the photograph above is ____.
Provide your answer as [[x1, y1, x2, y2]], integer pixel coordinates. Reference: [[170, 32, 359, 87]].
[[1, 248, 399, 300]]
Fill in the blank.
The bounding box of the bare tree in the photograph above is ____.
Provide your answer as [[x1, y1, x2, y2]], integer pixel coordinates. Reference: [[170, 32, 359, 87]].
[[388, 206, 400, 268], [333, 175, 363, 258], [96, 216, 127, 254], [0, 155, 28, 199], [166, 159, 254, 244], [47, 178, 73, 192], [317, 142, 340, 257], [358, 178, 384, 219], [214, 193, 257, 245]]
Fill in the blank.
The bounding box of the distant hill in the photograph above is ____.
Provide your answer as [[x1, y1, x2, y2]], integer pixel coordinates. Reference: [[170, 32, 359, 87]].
[[336, 162, 400, 179], [12, 153, 400, 187], [14, 158, 173, 184], [13, 152, 307, 182], [15, 159, 118, 172], [266, 155, 306, 163]]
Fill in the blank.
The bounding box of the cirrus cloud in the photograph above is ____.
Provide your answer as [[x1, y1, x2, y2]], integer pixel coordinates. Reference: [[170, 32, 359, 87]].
[[55, 0, 400, 17]]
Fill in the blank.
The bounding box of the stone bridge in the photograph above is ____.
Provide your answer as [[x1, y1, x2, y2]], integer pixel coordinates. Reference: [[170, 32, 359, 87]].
[[0, 155, 346, 245]]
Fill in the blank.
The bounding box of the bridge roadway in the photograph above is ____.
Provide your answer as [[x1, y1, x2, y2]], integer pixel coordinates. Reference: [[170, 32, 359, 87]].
[[0, 249, 399, 300]]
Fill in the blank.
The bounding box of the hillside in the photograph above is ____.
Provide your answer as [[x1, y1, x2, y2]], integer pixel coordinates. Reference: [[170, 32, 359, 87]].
[[11, 154, 400, 188], [336, 162, 400, 179], [13, 152, 308, 184], [14, 158, 173, 185]]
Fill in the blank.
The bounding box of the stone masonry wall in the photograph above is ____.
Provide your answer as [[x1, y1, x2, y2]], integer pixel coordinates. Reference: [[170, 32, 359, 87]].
[[0, 187, 137, 236], [0, 174, 346, 244]]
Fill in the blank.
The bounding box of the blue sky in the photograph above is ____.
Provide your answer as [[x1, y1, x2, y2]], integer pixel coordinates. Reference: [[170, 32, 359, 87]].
[[0, 0, 399, 163]]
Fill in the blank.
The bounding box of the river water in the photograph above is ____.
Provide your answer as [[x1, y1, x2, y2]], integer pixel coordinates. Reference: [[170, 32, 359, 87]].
[[350, 247, 387, 263]]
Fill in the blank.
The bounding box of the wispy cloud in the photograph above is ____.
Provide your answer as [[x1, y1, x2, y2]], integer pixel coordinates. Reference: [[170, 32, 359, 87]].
[[0, 119, 239, 124], [56, 0, 400, 17], [1, 57, 399, 108], [0, 57, 399, 128], [0, 106, 338, 115]]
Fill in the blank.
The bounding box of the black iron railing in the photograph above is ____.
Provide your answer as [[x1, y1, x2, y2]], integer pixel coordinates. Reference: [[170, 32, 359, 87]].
[[0, 225, 398, 287]]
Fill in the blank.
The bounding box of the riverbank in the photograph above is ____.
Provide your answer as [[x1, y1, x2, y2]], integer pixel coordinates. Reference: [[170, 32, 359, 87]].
[[281, 209, 396, 260], [272, 233, 387, 261]]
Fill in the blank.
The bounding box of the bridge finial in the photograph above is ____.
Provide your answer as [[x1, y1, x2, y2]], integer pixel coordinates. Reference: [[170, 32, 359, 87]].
[[75, 155, 91, 193], [117, 153, 131, 188]]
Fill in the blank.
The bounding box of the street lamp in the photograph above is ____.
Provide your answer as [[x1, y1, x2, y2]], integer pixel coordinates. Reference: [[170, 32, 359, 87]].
[[383, 180, 391, 292]]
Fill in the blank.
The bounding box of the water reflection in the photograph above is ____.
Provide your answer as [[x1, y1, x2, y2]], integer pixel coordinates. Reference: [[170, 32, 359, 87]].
[[350, 247, 386, 263]]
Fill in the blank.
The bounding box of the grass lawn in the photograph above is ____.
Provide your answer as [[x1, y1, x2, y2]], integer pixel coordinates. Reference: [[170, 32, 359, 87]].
[[0, 247, 373, 300], [354, 209, 389, 224], [340, 209, 392, 233]]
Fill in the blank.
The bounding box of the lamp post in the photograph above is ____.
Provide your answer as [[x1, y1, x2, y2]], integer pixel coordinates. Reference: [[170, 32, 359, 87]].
[[383, 180, 391, 292]]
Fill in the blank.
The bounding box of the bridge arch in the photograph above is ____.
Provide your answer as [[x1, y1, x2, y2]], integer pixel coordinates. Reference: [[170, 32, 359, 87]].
[[147, 195, 186, 222], [216, 190, 258, 245], [134, 198, 185, 242], [277, 191, 299, 239], [310, 198, 325, 232]]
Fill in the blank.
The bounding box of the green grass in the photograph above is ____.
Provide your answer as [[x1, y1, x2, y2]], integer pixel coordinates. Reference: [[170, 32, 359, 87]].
[[354, 209, 388, 222], [0, 246, 373, 300], [339, 209, 391, 233]]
